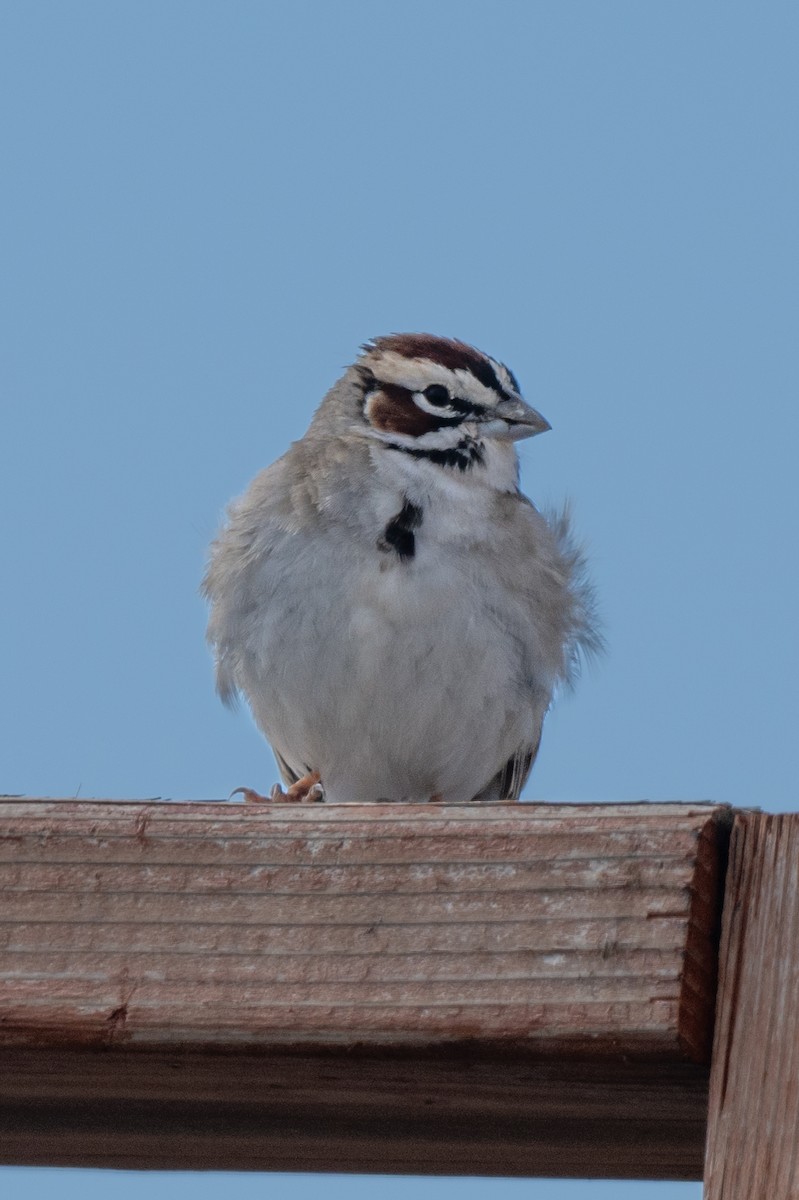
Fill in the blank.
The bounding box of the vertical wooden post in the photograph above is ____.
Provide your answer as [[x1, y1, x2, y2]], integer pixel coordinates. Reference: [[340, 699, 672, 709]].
[[705, 812, 799, 1197]]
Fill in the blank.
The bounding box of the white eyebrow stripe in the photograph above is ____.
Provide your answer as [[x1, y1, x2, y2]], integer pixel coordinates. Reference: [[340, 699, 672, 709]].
[[367, 351, 502, 409]]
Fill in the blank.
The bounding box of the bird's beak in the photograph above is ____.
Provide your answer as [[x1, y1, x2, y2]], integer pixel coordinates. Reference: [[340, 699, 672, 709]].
[[483, 397, 552, 441]]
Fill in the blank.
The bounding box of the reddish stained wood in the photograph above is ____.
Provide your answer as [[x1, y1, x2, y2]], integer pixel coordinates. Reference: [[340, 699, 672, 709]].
[[705, 811, 799, 1197], [0, 798, 729, 1178], [0, 1049, 710, 1178]]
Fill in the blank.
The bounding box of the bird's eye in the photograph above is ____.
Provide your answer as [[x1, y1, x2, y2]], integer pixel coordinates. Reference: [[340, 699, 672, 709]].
[[423, 385, 451, 407]]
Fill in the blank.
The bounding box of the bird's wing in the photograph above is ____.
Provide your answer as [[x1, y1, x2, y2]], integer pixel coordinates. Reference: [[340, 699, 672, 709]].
[[471, 724, 543, 802]]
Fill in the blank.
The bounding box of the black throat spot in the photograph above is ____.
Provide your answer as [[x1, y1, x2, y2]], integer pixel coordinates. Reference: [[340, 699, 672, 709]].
[[378, 498, 423, 562]]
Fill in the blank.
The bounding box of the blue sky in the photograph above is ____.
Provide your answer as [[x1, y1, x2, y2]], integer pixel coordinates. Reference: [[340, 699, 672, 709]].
[[2, 2, 797, 1196]]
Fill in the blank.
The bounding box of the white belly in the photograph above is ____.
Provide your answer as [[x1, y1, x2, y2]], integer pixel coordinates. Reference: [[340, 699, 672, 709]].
[[240, 534, 535, 803]]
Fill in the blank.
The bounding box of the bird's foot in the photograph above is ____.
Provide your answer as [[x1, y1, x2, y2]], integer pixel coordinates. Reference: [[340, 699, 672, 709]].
[[282, 770, 324, 803], [231, 770, 324, 804]]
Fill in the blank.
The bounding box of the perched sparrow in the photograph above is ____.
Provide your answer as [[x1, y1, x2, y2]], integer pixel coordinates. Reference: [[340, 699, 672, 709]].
[[203, 334, 599, 804]]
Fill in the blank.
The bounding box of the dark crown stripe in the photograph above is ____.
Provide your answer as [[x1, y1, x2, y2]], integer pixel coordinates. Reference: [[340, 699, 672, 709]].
[[366, 334, 514, 400], [504, 365, 522, 394]]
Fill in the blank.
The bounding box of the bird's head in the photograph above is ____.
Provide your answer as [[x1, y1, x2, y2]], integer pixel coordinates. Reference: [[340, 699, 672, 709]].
[[344, 334, 549, 480]]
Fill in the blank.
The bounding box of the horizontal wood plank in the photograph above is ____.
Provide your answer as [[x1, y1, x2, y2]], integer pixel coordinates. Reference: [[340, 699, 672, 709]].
[[0, 798, 730, 1178]]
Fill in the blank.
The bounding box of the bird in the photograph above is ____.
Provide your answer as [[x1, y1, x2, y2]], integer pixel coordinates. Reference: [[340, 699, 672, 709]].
[[203, 333, 599, 804]]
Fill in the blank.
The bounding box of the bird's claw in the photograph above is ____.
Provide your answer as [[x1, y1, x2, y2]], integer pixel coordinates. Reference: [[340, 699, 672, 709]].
[[230, 786, 271, 804], [231, 771, 324, 804]]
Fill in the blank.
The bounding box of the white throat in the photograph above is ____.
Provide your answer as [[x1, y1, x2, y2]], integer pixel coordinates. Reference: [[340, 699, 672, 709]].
[[366, 426, 521, 498]]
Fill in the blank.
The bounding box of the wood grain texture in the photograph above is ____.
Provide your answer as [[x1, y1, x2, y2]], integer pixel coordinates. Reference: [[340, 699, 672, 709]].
[[0, 798, 729, 1177], [705, 811, 799, 1197]]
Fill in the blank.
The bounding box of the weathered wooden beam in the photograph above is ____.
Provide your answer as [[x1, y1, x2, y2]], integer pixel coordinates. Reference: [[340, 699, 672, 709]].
[[705, 811, 799, 1197], [0, 799, 729, 1178]]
